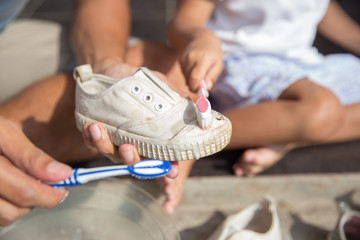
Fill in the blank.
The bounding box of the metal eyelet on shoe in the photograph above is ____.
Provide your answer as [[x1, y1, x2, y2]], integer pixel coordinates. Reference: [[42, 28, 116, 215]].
[[143, 94, 153, 102], [131, 85, 141, 94], [154, 103, 164, 111]]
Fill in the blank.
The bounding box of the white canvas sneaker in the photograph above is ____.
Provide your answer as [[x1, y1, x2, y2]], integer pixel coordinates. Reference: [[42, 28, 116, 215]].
[[73, 64, 232, 161], [328, 202, 360, 240], [208, 195, 282, 240]]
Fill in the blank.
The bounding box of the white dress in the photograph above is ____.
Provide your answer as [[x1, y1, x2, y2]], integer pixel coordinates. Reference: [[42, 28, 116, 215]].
[[207, 0, 360, 111]]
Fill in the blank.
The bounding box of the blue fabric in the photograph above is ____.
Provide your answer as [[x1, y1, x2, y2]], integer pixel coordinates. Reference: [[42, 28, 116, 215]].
[[0, 0, 28, 31]]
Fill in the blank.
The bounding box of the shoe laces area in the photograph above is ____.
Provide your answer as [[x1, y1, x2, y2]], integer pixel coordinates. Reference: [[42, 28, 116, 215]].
[[131, 84, 165, 112]]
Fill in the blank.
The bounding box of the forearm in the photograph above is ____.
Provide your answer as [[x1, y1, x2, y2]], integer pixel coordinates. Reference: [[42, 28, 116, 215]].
[[318, 1, 360, 56], [167, 0, 215, 54], [71, 0, 131, 66], [168, 22, 218, 54], [0, 74, 99, 163], [168, 0, 222, 91]]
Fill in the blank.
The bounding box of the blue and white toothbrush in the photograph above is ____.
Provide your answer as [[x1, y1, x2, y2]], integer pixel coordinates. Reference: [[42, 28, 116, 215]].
[[47, 159, 172, 187]]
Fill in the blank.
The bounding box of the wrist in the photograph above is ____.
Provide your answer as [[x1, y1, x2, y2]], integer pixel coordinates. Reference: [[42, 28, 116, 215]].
[[92, 56, 125, 73], [71, 34, 126, 67]]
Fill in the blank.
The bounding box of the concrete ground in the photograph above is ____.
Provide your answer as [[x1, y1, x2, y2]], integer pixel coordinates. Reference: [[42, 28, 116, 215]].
[[144, 173, 360, 240], [171, 140, 360, 239]]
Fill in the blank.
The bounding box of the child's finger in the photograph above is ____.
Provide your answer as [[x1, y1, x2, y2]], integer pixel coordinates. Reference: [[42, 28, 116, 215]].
[[188, 57, 217, 92], [188, 63, 208, 92], [205, 59, 223, 90], [180, 54, 196, 81]]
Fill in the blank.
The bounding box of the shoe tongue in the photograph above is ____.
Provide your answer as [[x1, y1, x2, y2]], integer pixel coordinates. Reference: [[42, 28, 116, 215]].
[[132, 68, 179, 102], [133, 69, 149, 79]]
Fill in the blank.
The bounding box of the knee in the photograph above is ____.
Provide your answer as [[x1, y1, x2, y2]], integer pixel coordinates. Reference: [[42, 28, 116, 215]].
[[297, 90, 345, 142]]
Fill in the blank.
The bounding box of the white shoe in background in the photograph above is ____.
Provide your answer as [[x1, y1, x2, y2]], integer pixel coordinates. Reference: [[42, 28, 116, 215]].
[[328, 201, 360, 240], [208, 195, 282, 240]]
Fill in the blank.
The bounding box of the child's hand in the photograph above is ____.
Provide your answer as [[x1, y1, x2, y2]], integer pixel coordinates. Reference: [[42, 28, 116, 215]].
[[180, 30, 223, 93]]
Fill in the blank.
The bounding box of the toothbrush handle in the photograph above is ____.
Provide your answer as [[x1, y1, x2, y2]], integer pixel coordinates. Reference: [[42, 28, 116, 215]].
[[47, 165, 129, 187], [198, 80, 209, 98]]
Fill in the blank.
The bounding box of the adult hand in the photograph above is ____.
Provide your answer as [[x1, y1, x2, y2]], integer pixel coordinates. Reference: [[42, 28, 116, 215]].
[[82, 122, 179, 179], [93, 56, 188, 98], [92, 57, 138, 79], [0, 116, 72, 226]]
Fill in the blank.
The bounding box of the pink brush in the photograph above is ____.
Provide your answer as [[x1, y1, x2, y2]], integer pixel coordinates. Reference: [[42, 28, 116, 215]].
[[196, 80, 212, 130]]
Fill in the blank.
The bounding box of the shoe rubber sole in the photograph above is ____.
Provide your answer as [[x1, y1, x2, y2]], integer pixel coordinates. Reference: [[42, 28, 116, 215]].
[[75, 111, 232, 161]]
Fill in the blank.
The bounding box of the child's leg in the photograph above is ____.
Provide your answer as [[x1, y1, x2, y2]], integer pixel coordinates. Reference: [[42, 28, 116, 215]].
[[158, 159, 196, 215], [227, 78, 344, 147], [328, 103, 360, 142], [227, 78, 345, 176], [233, 54, 360, 176], [235, 102, 360, 176], [125, 40, 196, 213]]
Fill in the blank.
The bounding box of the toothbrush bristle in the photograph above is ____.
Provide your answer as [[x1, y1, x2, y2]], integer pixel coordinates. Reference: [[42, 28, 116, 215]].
[[129, 159, 172, 180], [132, 174, 154, 180], [200, 117, 213, 131]]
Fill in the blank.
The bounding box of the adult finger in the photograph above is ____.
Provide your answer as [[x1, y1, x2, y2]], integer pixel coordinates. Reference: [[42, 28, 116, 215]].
[[85, 122, 122, 163], [0, 197, 31, 226], [118, 145, 178, 178], [0, 118, 72, 182], [82, 123, 96, 149], [0, 156, 69, 209], [84, 122, 180, 179], [118, 144, 141, 165]]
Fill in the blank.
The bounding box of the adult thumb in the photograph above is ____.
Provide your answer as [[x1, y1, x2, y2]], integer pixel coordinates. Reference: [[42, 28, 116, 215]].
[[0, 118, 72, 182]]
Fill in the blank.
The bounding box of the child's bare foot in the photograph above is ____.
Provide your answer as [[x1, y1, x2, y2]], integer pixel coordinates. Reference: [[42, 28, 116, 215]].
[[161, 176, 186, 215], [157, 159, 195, 215], [233, 145, 292, 177]]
